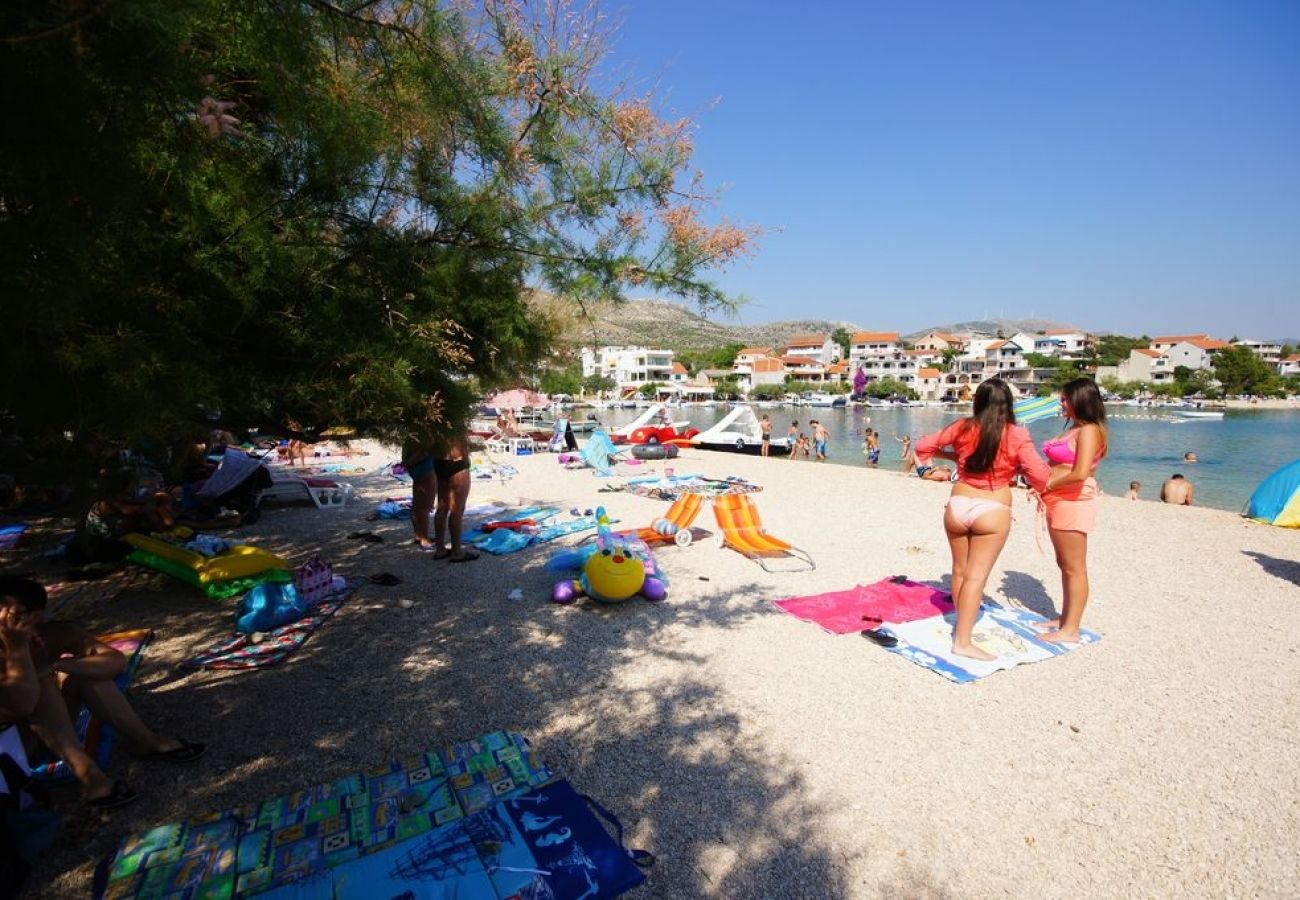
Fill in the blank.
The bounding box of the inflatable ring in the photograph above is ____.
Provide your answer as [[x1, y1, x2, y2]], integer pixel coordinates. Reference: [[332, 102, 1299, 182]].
[[631, 443, 679, 460]]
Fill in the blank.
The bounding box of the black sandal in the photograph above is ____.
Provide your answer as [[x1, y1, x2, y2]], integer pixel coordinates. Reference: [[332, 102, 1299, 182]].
[[88, 780, 139, 809], [861, 629, 898, 648], [140, 739, 206, 764]]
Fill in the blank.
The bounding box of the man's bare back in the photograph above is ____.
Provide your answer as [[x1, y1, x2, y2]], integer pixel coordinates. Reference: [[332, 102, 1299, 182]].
[[1161, 476, 1194, 505]]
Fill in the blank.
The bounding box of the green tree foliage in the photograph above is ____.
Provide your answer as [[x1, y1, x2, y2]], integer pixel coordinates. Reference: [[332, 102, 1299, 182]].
[[0, 0, 755, 474], [637, 382, 663, 399], [1086, 335, 1150, 367], [582, 373, 615, 394], [1212, 346, 1283, 396], [865, 378, 918, 400], [831, 328, 853, 360], [749, 383, 787, 400], [539, 365, 582, 396]]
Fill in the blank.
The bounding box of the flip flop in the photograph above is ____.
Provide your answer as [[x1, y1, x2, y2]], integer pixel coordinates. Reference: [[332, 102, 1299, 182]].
[[88, 780, 139, 810], [448, 550, 480, 563], [861, 629, 898, 648], [370, 573, 402, 586], [140, 739, 206, 764]]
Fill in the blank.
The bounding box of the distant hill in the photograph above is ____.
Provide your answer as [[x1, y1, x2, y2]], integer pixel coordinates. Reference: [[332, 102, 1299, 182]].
[[905, 318, 1080, 339], [536, 295, 1082, 354]]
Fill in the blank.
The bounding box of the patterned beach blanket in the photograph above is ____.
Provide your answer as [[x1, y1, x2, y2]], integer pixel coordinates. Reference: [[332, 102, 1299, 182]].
[[623, 475, 763, 502], [96, 732, 647, 900], [881, 605, 1101, 683], [774, 577, 953, 634], [31, 629, 153, 784], [182, 587, 356, 671]]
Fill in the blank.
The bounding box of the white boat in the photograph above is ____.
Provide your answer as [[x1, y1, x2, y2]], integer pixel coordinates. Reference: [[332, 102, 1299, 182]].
[[609, 403, 693, 441], [691, 406, 792, 455], [1175, 410, 1225, 419], [865, 398, 890, 409], [803, 392, 848, 408]]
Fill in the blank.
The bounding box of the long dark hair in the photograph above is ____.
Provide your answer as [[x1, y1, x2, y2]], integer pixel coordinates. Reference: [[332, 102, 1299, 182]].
[[964, 379, 1015, 473], [1061, 377, 1108, 455]]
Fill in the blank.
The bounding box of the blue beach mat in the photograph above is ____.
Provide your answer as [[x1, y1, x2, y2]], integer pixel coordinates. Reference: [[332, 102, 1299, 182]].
[[1013, 395, 1062, 424], [880, 605, 1100, 683]]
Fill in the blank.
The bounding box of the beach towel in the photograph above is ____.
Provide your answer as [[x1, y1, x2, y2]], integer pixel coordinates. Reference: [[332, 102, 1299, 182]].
[[774, 577, 953, 634], [1013, 394, 1062, 424], [881, 605, 1100, 683], [94, 733, 577, 900], [624, 474, 763, 502], [467, 512, 616, 555], [30, 630, 153, 785], [182, 585, 356, 670]]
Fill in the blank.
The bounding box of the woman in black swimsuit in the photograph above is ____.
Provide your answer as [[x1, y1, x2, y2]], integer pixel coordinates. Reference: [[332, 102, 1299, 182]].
[[432, 433, 477, 561]]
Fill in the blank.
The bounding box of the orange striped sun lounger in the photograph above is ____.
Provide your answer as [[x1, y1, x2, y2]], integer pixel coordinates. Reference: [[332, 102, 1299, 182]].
[[625, 492, 706, 548], [711, 493, 815, 572]]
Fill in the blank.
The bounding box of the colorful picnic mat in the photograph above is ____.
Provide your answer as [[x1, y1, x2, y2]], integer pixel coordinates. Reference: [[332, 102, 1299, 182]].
[[774, 577, 953, 634], [881, 605, 1101, 683], [622, 474, 762, 502], [95, 731, 648, 900], [182, 586, 356, 671], [31, 629, 153, 784]]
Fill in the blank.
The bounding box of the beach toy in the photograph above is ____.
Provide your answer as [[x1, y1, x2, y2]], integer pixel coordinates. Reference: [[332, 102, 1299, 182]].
[[124, 533, 288, 586], [546, 506, 668, 604]]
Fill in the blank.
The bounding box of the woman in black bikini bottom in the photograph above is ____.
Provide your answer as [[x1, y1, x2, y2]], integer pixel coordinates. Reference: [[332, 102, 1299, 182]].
[[432, 448, 477, 561]]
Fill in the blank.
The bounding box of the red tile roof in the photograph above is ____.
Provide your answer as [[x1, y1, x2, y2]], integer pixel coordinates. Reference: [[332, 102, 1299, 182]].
[[1151, 334, 1209, 344], [786, 334, 828, 347], [779, 355, 822, 367], [985, 340, 1007, 350], [918, 367, 941, 378], [1134, 348, 1162, 358], [850, 331, 900, 344], [671, 362, 688, 374], [1188, 338, 1229, 351], [737, 347, 771, 356], [1044, 329, 1079, 336]]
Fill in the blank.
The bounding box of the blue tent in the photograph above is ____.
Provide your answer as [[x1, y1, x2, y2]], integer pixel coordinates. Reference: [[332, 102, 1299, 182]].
[[1243, 458, 1300, 528]]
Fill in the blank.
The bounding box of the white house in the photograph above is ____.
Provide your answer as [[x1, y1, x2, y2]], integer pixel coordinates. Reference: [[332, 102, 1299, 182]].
[[847, 331, 901, 365], [734, 347, 772, 367], [1042, 330, 1091, 357], [983, 340, 1029, 378], [915, 367, 943, 401], [1162, 338, 1229, 372], [911, 331, 966, 353], [581, 346, 676, 393], [783, 334, 838, 365], [1279, 354, 1300, 377], [780, 354, 826, 383], [1232, 339, 1282, 367]]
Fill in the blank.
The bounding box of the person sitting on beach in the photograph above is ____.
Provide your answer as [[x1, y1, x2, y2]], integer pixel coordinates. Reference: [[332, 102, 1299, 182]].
[[0, 602, 39, 722], [0, 576, 205, 809], [1125, 481, 1141, 500], [915, 379, 1050, 662], [69, 468, 174, 567], [1183, 451, 1198, 463], [432, 432, 479, 562], [1161, 473, 1194, 505]]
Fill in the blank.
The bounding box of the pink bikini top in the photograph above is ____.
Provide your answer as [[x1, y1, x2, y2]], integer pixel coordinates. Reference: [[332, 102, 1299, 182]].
[[1042, 433, 1104, 466]]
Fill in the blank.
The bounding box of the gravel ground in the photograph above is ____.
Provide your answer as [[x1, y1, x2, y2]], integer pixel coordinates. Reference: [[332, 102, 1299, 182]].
[[21, 440, 1300, 898]]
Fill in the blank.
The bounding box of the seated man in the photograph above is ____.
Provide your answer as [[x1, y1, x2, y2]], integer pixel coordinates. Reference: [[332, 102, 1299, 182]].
[[0, 576, 205, 809], [1161, 473, 1194, 505]]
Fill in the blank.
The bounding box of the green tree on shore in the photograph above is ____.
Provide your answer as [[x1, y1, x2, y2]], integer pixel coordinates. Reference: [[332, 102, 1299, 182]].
[[0, 0, 755, 479]]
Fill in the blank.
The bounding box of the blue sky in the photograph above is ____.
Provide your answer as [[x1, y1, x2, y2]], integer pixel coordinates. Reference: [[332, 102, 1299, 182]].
[[605, 1, 1300, 340]]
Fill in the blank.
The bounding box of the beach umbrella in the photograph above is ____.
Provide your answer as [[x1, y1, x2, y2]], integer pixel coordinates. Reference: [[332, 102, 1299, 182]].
[[487, 388, 546, 410], [1243, 459, 1300, 528], [1013, 394, 1061, 424]]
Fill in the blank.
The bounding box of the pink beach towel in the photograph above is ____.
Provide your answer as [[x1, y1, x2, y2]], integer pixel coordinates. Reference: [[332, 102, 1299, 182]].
[[774, 577, 953, 634]]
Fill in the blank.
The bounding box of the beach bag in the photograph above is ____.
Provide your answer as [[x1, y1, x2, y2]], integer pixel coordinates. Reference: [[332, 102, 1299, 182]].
[[293, 554, 334, 605], [235, 582, 308, 634]]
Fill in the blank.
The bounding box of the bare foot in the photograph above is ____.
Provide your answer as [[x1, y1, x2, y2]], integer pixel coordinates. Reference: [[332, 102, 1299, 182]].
[[1033, 618, 1061, 631], [1040, 629, 1080, 644], [951, 642, 997, 662]]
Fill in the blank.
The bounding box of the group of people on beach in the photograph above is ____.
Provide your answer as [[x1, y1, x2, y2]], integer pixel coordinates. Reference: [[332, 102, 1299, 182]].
[[914, 377, 1107, 660]]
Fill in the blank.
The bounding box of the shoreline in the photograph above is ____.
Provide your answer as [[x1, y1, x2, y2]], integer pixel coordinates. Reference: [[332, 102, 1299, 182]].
[[24, 442, 1300, 898]]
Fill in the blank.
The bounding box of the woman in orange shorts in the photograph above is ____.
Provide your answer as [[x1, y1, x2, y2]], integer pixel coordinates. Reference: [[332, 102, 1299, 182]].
[[1039, 378, 1108, 643]]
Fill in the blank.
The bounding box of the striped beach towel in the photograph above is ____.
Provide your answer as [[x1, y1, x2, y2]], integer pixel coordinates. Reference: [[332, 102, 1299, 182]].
[[1014, 394, 1062, 424]]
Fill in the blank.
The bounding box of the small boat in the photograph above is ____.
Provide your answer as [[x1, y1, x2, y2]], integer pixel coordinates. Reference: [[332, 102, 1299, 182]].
[[1175, 410, 1225, 419], [865, 398, 890, 409], [691, 406, 792, 455], [803, 392, 848, 408]]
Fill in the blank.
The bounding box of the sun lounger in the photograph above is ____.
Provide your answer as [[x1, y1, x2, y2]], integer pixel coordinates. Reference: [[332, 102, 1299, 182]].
[[623, 492, 706, 548], [711, 493, 815, 572], [260, 472, 354, 508]]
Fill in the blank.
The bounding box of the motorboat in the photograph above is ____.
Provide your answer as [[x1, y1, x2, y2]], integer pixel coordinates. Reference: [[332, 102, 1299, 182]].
[[1175, 410, 1225, 419], [803, 392, 848, 408], [691, 406, 792, 455]]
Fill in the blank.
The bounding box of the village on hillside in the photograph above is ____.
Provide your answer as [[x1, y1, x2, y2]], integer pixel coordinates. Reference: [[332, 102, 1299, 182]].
[[577, 329, 1300, 403]]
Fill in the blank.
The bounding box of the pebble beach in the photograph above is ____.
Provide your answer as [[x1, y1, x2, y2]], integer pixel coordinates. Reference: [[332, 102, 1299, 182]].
[[25, 442, 1300, 898]]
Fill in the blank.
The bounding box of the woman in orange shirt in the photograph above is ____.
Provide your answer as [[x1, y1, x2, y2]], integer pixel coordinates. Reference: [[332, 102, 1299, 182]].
[[915, 379, 1050, 661]]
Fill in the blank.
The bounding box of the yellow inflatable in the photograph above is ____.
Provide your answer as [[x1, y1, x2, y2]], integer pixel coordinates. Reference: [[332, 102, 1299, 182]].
[[123, 534, 287, 584]]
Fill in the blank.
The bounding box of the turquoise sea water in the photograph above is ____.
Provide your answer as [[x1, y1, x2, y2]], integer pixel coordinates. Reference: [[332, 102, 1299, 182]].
[[593, 405, 1300, 513]]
